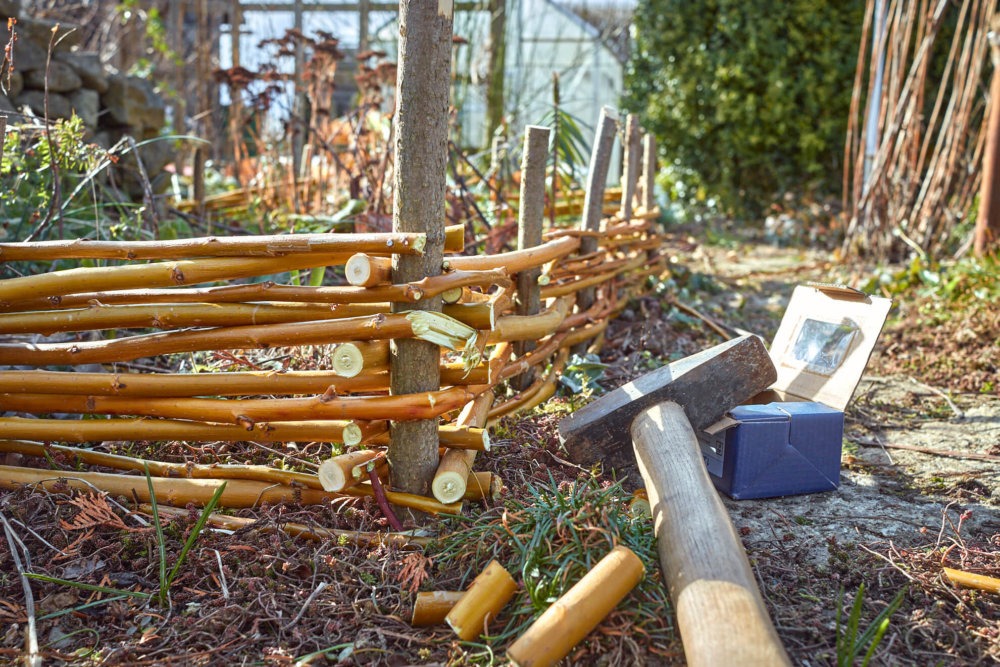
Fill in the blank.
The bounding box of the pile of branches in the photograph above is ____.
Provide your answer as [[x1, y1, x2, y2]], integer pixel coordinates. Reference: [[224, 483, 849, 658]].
[[843, 0, 996, 261]]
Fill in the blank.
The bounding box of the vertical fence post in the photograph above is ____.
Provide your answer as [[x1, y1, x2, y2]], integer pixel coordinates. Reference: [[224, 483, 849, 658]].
[[572, 106, 618, 356], [620, 113, 641, 222], [515, 125, 552, 389], [389, 0, 454, 503], [642, 132, 657, 213]]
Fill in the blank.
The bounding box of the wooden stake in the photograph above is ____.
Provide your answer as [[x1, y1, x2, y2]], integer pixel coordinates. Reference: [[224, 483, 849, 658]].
[[507, 546, 645, 667], [515, 125, 551, 389], [620, 114, 641, 221], [412, 591, 465, 627], [642, 133, 657, 213], [573, 107, 618, 355], [445, 559, 518, 641]]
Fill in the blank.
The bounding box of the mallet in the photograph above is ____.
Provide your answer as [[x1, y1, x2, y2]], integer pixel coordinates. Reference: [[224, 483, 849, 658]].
[[559, 334, 792, 666]]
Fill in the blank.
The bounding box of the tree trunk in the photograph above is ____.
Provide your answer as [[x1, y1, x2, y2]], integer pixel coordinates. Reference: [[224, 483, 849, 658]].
[[389, 0, 454, 500]]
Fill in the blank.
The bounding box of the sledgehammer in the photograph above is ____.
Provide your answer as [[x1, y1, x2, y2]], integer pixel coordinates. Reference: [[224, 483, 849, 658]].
[[559, 335, 792, 666]]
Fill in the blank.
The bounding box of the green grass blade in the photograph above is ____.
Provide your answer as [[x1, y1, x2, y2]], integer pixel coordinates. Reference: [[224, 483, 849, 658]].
[[25, 573, 150, 600], [164, 481, 227, 590], [38, 594, 131, 621], [143, 464, 168, 606]]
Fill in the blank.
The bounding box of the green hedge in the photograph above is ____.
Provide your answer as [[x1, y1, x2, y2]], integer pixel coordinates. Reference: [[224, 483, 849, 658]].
[[625, 0, 864, 217]]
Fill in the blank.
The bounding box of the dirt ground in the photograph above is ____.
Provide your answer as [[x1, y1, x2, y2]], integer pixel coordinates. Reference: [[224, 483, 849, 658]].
[[687, 243, 1000, 666], [0, 238, 997, 665]]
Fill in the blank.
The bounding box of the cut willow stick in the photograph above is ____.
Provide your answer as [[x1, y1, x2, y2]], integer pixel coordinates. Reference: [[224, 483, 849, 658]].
[[147, 503, 430, 548], [411, 591, 465, 627], [0, 232, 427, 262], [489, 350, 567, 423], [318, 450, 383, 491], [943, 567, 1000, 594], [0, 385, 488, 424], [0, 416, 378, 445], [0, 310, 473, 367], [464, 471, 502, 502], [0, 252, 352, 305], [442, 236, 579, 273], [432, 392, 494, 503], [506, 545, 646, 667], [445, 559, 518, 641], [345, 253, 392, 287], [0, 268, 510, 312], [489, 297, 569, 343], [369, 424, 490, 451], [444, 223, 466, 253]]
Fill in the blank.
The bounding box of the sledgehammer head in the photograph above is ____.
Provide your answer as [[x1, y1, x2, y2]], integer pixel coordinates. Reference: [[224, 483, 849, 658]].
[[558, 335, 776, 485]]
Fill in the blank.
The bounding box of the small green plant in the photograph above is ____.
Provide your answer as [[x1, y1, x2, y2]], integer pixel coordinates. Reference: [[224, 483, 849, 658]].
[[835, 583, 906, 667], [558, 353, 607, 397]]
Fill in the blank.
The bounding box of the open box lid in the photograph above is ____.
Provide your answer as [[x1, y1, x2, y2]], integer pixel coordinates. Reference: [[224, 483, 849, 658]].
[[767, 283, 892, 411]]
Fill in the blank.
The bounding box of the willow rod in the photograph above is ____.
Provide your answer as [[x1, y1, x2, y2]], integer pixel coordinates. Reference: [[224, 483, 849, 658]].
[[0, 439, 321, 488], [0, 252, 353, 305], [0, 464, 460, 514], [0, 384, 489, 423], [443, 236, 579, 272], [0, 232, 427, 261], [0, 268, 510, 312], [0, 299, 496, 336], [0, 363, 488, 398], [0, 416, 382, 444], [0, 311, 466, 367]]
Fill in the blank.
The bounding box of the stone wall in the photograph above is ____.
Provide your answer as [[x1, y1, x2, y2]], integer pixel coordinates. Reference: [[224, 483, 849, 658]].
[[1, 0, 172, 196]]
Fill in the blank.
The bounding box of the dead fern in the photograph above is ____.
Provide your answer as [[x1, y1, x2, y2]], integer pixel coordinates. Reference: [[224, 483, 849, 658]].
[[59, 492, 130, 532]]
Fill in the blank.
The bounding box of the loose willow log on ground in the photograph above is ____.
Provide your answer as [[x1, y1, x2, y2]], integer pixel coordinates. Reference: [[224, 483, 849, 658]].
[[411, 591, 465, 627], [507, 545, 646, 667], [444, 559, 518, 641]]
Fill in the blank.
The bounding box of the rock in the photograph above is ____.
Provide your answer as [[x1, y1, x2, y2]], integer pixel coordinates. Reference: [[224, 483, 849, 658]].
[[15, 89, 72, 119], [23, 61, 82, 92], [0, 0, 21, 19], [68, 87, 99, 129], [0, 93, 14, 114], [15, 17, 83, 53], [102, 73, 166, 133], [5, 69, 23, 98], [55, 51, 108, 93]]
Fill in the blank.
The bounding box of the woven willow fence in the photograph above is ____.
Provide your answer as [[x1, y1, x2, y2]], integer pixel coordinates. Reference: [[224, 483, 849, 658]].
[[0, 113, 661, 525]]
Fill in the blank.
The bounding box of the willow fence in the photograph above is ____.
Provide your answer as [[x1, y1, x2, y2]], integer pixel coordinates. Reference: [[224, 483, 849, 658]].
[[0, 112, 662, 527]]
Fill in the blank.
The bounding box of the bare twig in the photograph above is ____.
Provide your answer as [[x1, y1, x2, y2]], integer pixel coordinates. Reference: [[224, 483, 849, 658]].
[[0, 510, 42, 667]]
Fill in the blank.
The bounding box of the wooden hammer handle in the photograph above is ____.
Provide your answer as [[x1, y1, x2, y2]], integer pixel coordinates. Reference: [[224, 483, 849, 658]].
[[631, 401, 791, 667]]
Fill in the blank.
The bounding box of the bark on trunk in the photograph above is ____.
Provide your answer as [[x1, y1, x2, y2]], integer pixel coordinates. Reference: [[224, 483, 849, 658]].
[[389, 0, 454, 499]]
